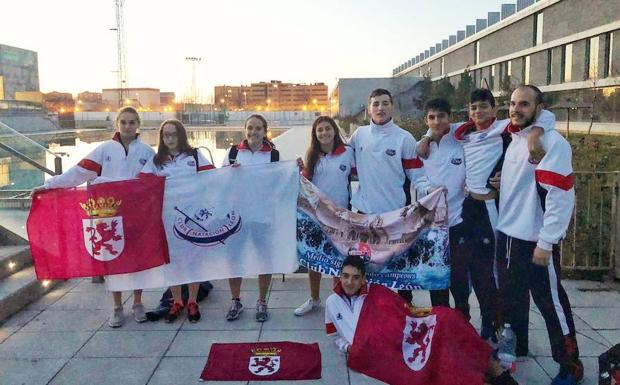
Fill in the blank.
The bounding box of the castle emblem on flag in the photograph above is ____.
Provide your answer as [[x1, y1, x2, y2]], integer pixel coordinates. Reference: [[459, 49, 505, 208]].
[[173, 204, 242, 246], [80, 197, 125, 261], [248, 347, 281, 376], [402, 314, 437, 371]]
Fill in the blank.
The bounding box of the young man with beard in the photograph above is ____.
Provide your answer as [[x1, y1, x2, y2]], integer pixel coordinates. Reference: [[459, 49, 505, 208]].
[[496, 85, 582, 385]]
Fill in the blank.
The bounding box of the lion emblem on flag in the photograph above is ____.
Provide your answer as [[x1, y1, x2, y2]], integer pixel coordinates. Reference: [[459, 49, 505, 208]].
[[248, 347, 281, 376], [402, 314, 437, 371], [80, 197, 125, 261]]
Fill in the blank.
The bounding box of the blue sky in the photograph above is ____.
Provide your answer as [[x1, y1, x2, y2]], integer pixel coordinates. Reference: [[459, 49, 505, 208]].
[[2, 0, 504, 99]]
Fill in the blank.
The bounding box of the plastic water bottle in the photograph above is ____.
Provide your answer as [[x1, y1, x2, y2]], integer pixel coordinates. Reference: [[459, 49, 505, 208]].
[[497, 323, 517, 373]]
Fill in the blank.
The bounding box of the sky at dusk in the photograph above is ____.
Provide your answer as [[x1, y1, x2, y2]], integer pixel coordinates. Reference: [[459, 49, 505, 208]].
[[2, 0, 505, 101]]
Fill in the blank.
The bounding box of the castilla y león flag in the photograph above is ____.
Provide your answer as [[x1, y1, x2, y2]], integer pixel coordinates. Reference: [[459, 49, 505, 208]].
[[27, 176, 169, 279], [348, 285, 492, 385], [200, 342, 321, 381]]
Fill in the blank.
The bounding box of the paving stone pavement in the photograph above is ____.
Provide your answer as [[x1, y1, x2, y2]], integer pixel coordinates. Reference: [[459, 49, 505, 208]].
[[0, 275, 618, 385]]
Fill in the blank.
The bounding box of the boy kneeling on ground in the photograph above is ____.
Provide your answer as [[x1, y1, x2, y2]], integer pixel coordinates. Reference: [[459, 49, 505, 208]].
[[325, 255, 519, 385]]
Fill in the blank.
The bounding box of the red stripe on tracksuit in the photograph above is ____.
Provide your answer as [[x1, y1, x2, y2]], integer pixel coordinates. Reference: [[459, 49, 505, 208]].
[[401, 158, 423, 169], [198, 164, 215, 171], [78, 159, 102, 176], [535, 170, 574, 191], [325, 322, 337, 334]]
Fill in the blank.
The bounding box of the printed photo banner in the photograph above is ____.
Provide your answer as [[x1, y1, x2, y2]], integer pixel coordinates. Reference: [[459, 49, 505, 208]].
[[297, 178, 450, 290], [105, 161, 300, 291]]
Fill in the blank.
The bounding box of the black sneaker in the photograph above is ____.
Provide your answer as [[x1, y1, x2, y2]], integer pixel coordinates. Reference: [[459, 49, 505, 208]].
[[482, 324, 499, 345], [226, 299, 243, 321], [490, 370, 519, 385]]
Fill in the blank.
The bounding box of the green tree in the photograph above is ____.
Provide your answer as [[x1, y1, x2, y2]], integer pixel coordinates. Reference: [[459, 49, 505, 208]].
[[413, 73, 433, 110], [430, 77, 456, 107], [496, 75, 514, 111], [454, 68, 475, 113]]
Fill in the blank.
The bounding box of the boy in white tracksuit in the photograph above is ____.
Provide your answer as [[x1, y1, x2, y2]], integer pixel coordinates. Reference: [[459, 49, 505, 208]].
[[496, 86, 582, 385], [348, 88, 432, 303], [325, 256, 520, 385]]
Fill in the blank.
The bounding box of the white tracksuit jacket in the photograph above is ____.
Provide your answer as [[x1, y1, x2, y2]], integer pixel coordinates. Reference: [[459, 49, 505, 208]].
[[497, 124, 575, 251]]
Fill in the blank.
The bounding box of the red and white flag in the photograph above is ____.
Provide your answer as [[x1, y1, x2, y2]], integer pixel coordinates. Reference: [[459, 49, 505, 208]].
[[200, 342, 321, 381], [348, 285, 492, 385], [27, 175, 169, 279]]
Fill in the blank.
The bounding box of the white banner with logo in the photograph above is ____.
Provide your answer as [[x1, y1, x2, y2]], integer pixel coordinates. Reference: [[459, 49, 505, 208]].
[[105, 161, 300, 291]]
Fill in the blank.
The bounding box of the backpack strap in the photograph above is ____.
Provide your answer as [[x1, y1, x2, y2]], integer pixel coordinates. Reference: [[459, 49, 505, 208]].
[[191, 148, 200, 172], [270, 149, 280, 162], [228, 145, 239, 164]]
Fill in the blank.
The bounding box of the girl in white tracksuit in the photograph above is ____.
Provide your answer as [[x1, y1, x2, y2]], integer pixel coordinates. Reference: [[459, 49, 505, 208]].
[[140, 119, 215, 324], [221, 114, 280, 323], [32, 106, 154, 328], [294, 116, 355, 317]]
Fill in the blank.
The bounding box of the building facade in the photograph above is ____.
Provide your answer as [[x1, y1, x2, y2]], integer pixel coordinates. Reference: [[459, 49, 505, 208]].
[[330, 77, 422, 119], [393, 0, 620, 127], [214, 80, 328, 111], [102, 87, 161, 110], [0, 44, 39, 100]]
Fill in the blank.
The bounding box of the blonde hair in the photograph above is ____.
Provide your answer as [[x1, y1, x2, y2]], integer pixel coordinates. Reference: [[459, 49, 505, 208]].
[[115, 106, 141, 127]]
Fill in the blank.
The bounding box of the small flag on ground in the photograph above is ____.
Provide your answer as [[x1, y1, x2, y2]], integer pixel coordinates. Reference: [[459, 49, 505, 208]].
[[348, 284, 492, 385], [27, 175, 169, 279], [200, 341, 321, 381]]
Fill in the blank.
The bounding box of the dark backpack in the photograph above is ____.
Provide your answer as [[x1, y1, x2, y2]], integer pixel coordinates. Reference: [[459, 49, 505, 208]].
[[228, 144, 280, 164]]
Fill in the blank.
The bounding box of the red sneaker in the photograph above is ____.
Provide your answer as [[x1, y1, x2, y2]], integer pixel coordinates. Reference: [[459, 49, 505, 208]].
[[188, 302, 201, 323], [165, 302, 184, 323]]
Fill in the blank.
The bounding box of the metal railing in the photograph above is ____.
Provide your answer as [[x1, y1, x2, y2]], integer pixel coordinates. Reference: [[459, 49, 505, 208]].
[[560, 171, 619, 276], [0, 120, 62, 176]]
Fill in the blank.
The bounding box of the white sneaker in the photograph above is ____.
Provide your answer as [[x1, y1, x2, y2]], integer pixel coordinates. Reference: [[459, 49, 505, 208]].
[[108, 306, 124, 328], [132, 303, 147, 323], [294, 298, 320, 316]]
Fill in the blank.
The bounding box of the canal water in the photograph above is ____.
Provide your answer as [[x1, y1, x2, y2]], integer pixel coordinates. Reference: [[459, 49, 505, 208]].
[[0, 126, 311, 190]]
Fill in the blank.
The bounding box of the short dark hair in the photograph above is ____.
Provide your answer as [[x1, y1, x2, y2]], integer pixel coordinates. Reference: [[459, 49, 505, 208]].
[[470, 88, 496, 108], [341, 255, 366, 276], [424, 98, 452, 115], [369, 88, 393, 104], [517, 84, 544, 105]]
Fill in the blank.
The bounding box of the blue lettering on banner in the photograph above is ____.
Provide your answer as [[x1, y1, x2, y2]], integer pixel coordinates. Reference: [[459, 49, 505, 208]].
[[296, 211, 450, 290]]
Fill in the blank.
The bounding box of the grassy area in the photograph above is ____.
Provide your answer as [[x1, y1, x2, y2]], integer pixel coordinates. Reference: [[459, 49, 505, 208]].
[[563, 133, 619, 278], [569, 133, 620, 172]]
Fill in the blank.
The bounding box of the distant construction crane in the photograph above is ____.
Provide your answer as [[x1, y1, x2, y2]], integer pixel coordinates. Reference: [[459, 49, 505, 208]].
[[112, 0, 128, 107]]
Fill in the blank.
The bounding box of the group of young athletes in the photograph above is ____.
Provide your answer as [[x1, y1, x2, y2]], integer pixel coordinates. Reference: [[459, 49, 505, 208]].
[[35, 84, 582, 385]]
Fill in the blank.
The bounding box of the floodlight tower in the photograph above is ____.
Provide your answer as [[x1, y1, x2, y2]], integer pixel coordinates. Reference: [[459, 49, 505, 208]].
[[113, 0, 128, 107], [186, 57, 202, 104]]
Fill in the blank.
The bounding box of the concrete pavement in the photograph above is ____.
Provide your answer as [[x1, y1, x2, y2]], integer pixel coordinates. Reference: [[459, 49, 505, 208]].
[[0, 275, 618, 385]]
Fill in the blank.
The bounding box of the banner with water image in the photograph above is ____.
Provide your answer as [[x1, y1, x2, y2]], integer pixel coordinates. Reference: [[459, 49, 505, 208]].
[[297, 178, 450, 290]]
